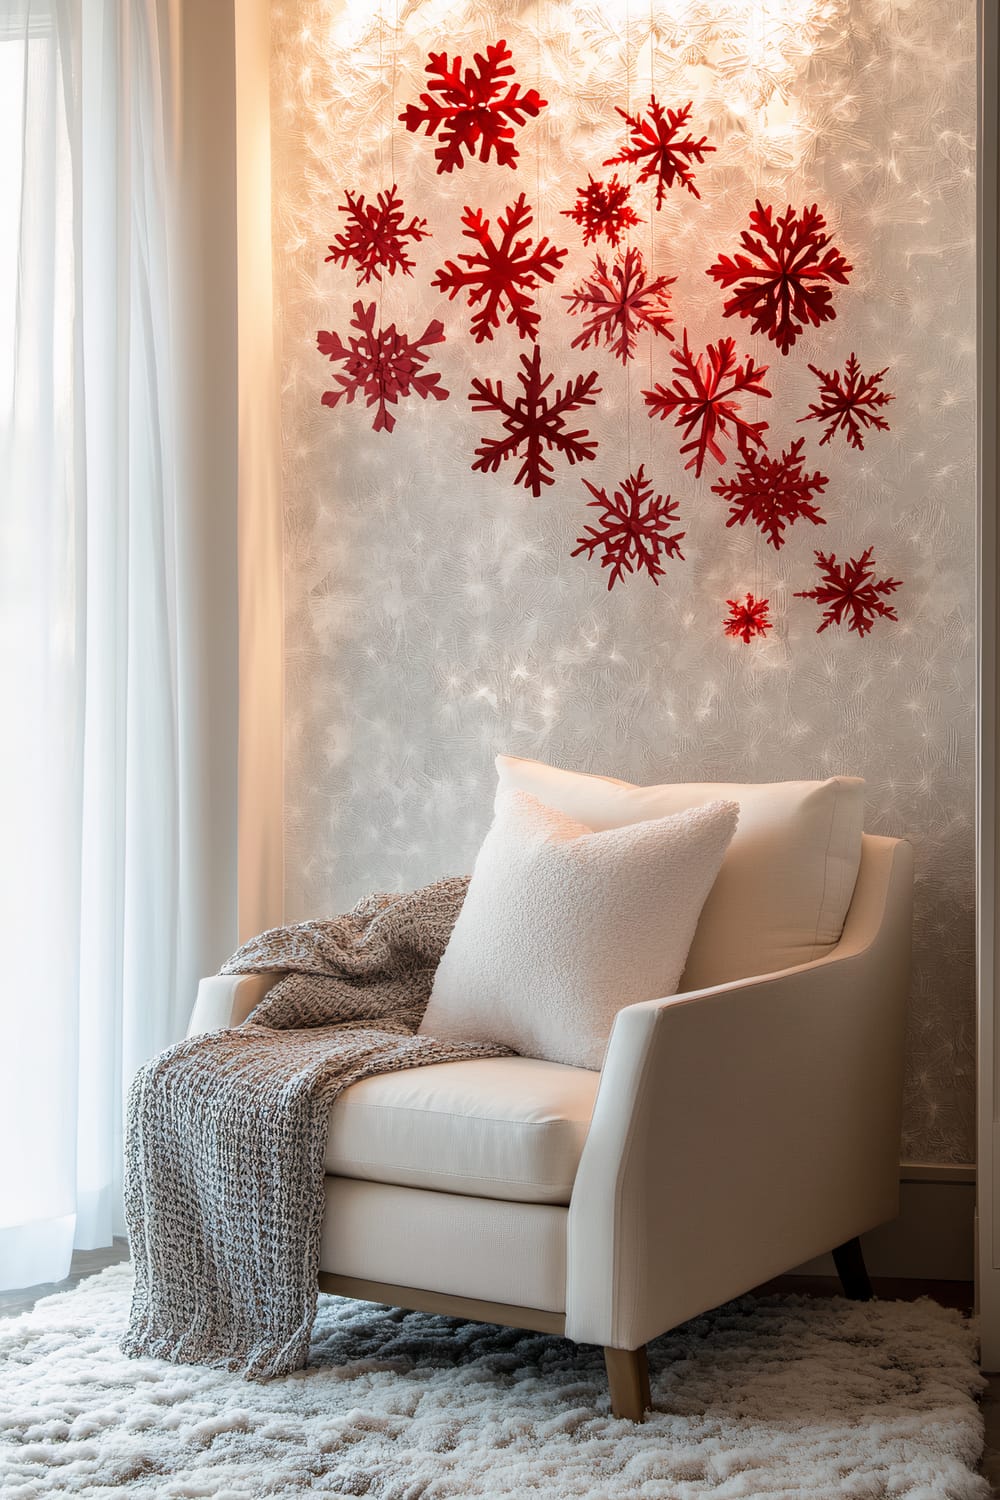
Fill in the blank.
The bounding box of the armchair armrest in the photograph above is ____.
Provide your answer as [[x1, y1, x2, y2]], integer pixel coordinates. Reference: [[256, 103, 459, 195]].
[[565, 834, 913, 1350], [186, 972, 284, 1037]]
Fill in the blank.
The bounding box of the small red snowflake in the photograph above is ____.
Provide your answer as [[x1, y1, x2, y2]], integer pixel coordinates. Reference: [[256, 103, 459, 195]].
[[710, 437, 828, 550], [564, 247, 675, 364], [643, 331, 771, 478], [798, 353, 894, 450], [470, 344, 601, 498], [325, 184, 429, 286], [432, 195, 566, 344], [724, 593, 773, 643], [317, 300, 449, 434], [561, 174, 642, 247], [707, 201, 852, 355], [795, 548, 902, 636], [605, 97, 714, 209], [399, 40, 545, 174], [572, 466, 684, 589]]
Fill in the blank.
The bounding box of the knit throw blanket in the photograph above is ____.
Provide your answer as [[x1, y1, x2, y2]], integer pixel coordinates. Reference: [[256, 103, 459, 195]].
[[122, 877, 509, 1381]]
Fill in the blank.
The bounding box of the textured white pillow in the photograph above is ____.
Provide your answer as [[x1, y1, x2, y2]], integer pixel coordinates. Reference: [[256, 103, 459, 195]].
[[495, 755, 864, 990], [419, 789, 738, 1070]]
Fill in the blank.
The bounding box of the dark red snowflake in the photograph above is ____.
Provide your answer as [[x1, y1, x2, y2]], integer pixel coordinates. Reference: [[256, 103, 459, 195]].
[[795, 548, 902, 636], [643, 331, 771, 478], [707, 201, 852, 355], [470, 344, 601, 498], [432, 195, 566, 343], [710, 437, 827, 550], [564, 247, 675, 364], [798, 353, 894, 450], [399, 40, 545, 174], [724, 593, 773, 643], [317, 300, 449, 434], [561, 174, 642, 247], [325, 184, 429, 285], [605, 97, 714, 209], [572, 466, 684, 589]]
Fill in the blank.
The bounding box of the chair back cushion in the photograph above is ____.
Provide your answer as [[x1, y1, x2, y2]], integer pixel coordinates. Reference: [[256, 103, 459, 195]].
[[419, 788, 737, 1069], [495, 756, 864, 990]]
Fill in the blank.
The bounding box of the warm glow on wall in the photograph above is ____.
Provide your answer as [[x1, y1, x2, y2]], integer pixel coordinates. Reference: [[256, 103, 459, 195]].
[[274, 0, 978, 1160]]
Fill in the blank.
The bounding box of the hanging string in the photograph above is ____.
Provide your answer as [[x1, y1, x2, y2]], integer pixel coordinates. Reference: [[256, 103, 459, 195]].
[[391, 0, 398, 186], [535, 0, 542, 227], [378, 10, 386, 333], [625, 0, 631, 474], [647, 0, 655, 470]]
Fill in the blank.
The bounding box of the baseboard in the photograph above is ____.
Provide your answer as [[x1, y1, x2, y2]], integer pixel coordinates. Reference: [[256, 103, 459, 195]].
[[792, 1164, 976, 1281]]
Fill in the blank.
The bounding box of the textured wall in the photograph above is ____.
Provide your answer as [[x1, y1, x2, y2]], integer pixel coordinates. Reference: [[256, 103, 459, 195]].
[[273, 0, 977, 1162]]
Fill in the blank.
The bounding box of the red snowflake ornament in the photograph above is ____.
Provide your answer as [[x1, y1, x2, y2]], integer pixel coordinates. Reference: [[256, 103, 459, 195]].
[[798, 353, 894, 450], [399, 40, 545, 174], [572, 466, 684, 589], [470, 344, 601, 498], [561, 174, 642, 247], [707, 201, 852, 355], [317, 300, 449, 434], [643, 331, 771, 478], [795, 548, 902, 636], [724, 593, 773, 643], [325, 185, 429, 286], [564, 246, 675, 364], [605, 97, 714, 209], [710, 437, 828, 550], [432, 195, 567, 344]]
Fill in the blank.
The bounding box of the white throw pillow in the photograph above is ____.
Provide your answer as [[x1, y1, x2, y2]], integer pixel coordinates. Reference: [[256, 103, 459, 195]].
[[419, 789, 738, 1070], [495, 755, 864, 990]]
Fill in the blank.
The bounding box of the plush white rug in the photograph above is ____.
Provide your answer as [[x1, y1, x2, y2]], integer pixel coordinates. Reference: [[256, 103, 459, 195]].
[[0, 1263, 988, 1498]]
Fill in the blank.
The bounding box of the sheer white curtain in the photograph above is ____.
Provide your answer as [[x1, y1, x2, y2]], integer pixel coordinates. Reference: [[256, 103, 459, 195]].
[[0, 0, 236, 1289]]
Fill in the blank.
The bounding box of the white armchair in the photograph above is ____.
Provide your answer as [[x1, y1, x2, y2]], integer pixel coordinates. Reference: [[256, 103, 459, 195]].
[[188, 830, 913, 1422]]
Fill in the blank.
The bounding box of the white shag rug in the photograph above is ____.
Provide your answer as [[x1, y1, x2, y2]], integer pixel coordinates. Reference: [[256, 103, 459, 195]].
[[0, 1263, 988, 1499]]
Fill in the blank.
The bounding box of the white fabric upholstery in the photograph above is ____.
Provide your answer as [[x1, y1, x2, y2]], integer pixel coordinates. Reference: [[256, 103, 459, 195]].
[[186, 972, 281, 1037], [565, 834, 913, 1349], [495, 755, 865, 991], [420, 789, 738, 1069], [324, 1055, 599, 1204], [320, 1178, 568, 1313]]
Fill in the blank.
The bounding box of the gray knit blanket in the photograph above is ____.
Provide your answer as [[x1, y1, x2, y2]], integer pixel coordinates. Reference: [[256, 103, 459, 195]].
[[122, 876, 509, 1381]]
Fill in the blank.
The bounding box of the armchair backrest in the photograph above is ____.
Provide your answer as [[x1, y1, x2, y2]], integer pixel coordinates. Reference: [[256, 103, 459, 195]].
[[496, 756, 865, 990]]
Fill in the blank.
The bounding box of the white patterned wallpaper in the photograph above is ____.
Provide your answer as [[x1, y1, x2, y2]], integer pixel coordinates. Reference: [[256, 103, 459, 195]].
[[273, 0, 977, 1162]]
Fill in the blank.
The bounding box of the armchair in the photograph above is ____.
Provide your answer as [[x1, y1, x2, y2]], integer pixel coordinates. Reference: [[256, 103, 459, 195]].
[[188, 831, 913, 1422]]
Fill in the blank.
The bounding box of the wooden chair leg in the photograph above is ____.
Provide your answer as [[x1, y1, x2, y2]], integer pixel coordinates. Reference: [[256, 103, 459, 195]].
[[832, 1236, 873, 1301], [604, 1344, 651, 1422]]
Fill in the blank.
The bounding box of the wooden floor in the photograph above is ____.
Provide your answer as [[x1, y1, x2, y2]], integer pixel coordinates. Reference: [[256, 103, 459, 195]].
[[1, 1250, 996, 1492]]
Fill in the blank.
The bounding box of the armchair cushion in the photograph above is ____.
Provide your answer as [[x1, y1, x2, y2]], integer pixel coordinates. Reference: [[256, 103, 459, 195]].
[[419, 789, 737, 1069], [496, 755, 864, 990], [324, 1055, 599, 1205]]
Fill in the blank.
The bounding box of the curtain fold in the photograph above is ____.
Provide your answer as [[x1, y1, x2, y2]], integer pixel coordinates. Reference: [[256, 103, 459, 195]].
[[0, 0, 236, 1289]]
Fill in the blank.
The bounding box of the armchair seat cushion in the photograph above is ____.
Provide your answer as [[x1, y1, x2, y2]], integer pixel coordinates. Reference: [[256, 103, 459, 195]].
[[323, 1055, 599, 1205]]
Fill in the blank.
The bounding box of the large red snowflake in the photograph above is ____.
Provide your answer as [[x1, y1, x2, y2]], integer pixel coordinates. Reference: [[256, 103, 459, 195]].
[[795, 548, 902, 636], [399, 40, 545, 174], [470, 344, 601, 497], [798, 353, 894, 450], [564, 247, 675, 364], [432, 195, 566, 343], [561, 174, 641, 247], [707, 201, 853, 355], [643, 332, 771, 478], [325, 184, 429, 286], [572, 466, 684, 589], [605, 97, 714, 209], [710, 437, 828, 550], [724, 593, 773, 643], [317, 300, 449, 434]]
